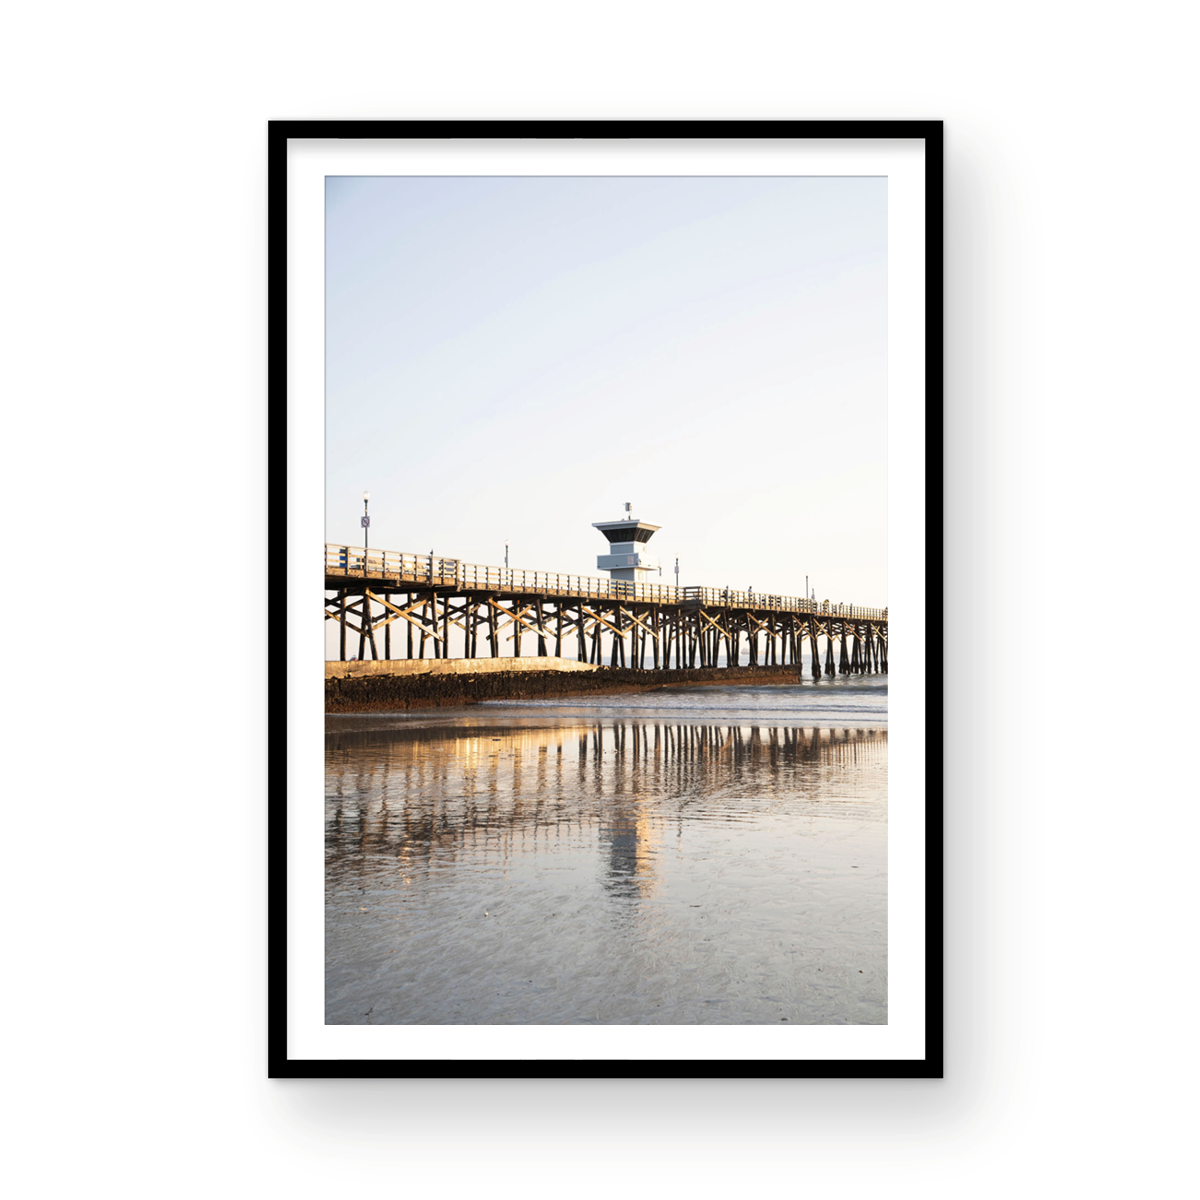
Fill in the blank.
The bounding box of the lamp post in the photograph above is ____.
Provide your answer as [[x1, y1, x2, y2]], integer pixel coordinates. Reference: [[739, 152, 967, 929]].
[[361, 490, 370, 574], [357, 490, 372, 660], [675, 556, 679, 588]]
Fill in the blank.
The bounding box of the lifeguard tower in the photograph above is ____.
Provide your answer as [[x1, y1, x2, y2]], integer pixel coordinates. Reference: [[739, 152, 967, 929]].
[[593, 503, 660, 583]]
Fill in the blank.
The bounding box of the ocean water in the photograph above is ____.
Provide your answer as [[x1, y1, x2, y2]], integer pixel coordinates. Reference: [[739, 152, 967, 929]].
[[326, 675, 887, 1025]]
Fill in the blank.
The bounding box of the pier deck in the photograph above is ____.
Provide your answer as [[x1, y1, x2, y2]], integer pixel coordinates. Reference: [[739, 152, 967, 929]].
[[325, 543, 887, 677]]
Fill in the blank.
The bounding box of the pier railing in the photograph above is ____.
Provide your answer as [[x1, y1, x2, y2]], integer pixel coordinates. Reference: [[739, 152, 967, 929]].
[[325, 544, 887, 622]]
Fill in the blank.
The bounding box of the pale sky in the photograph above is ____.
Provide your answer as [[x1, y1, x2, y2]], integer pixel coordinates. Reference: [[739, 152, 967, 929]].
[[326, 175, 886, 609]]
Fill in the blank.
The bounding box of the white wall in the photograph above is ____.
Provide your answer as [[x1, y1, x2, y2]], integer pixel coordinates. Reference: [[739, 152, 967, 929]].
[[3, 3, 1194, 1196]]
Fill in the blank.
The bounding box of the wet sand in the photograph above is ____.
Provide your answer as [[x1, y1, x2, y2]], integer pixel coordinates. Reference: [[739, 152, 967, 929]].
[[326, 679, 888, 1025]]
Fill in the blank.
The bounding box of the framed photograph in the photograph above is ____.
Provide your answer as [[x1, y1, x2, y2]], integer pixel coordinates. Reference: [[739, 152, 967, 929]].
[[269, 120, 942, 1077]]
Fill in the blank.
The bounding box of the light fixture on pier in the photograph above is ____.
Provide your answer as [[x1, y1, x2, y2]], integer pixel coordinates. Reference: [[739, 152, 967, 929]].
[[361, 490, 370, 559]]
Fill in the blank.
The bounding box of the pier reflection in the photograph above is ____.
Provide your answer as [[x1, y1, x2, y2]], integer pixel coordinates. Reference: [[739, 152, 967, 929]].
[[326, 722, 886, 897], [326, 717, 887, 1024]]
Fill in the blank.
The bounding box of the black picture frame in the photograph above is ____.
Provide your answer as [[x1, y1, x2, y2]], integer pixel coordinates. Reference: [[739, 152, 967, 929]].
[[268, 119, 943, 1079]]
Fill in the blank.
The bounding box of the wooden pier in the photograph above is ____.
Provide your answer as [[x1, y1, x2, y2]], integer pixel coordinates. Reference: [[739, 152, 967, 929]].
[[324, 544, 887, 678]]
